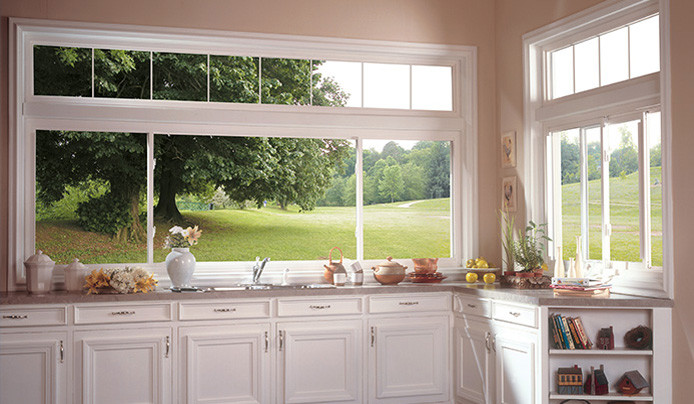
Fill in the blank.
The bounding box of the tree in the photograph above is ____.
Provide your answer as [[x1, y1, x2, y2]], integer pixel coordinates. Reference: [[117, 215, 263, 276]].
[[379, 164, 405, 203], [560, 134, 580, 184], [609, 129, 638, 178], [426, 142, 451, 198]]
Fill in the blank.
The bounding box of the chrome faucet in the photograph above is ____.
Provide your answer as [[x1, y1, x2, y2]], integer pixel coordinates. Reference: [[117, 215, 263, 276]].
[[252, 257, 271, 284]]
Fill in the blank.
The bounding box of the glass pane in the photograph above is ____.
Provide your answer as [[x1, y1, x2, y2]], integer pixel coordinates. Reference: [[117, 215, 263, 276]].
[[153, 134, 355, 262], [551, 46, 573, 99], [412, 65, 453, 111], [362, 139, 451, 259], [559, 129, 580, 260], [608, 120, 640, 262], [630, 15, 660, 78], [35, 131, 147, 264], [34, 45, 91, 97], [574, 38, 600, 93], [94, 49, 150, 99], [261, 58, 311, 105], [600, 27, 629, 85], [585, 126, 603, 260], [153, 52, 207, 101], [210, 55, 259, 103], [647, 111, 662, 266], [363, 63, 410, 109], [312, 60, 362, 107]]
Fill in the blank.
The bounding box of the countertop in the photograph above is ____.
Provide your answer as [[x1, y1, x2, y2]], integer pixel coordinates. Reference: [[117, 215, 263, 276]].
[[0, 282, 673, 308]]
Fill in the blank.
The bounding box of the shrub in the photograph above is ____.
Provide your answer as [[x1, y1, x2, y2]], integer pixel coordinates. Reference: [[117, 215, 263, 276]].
[[76, 193, 131, 235]]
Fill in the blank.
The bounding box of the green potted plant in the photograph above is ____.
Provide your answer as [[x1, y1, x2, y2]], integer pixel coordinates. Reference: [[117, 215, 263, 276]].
[[510, 220, 551, 277]]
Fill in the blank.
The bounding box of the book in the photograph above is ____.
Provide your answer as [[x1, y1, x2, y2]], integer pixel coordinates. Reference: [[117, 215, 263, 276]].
[[557, 315, 574, 349], [549, 315, 562, 349], [568, 318, 585, 349], [552, 315, 565, 349], [574, 317, 593, 349], [561, 316, 576, 349]]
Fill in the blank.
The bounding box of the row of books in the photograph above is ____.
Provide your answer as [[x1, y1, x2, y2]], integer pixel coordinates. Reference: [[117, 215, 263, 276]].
[[550, 314, 593, 350]]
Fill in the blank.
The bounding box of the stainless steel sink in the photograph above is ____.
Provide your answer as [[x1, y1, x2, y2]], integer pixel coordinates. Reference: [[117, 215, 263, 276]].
[[204, 283, 336, 292]]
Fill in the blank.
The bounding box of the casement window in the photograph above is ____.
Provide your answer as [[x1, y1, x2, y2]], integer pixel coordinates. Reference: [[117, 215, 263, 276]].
[[524, 0, 671, 297], [9, 19, 477, 290]]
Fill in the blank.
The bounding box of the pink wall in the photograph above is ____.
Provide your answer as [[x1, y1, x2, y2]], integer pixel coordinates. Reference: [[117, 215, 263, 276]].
[[0, 0, 499, 288], [495, 0, 694, 399]]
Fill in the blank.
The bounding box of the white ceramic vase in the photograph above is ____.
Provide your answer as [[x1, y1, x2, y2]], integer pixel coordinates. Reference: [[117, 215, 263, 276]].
[[165, 248, 196, 288]]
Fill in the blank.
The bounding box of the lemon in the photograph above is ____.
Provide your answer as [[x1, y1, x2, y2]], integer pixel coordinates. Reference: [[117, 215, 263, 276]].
[[483, 273, 496, 284], [465, 272, 478, 283], [466, 259, 475, 268]]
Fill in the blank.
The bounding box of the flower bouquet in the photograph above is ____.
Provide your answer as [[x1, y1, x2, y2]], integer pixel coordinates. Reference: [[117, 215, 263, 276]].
[[164, 225, 202, 248], [84, 267, 157, 294]]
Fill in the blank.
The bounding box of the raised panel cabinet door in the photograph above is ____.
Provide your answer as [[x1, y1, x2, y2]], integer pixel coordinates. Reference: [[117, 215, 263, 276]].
[[74, 327, 172, 404], [454, 317, 492, 404], [0, 331, 67, 404], [368, 316, 449, 404], [493, 328, 536, 404], [278, 319, 362, 404], [178, 323, 271, 404]]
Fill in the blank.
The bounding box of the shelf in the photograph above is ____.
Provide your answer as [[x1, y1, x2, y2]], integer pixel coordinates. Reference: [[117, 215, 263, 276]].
[[550, 392, 653, 401], [550, 348, 653, 356]]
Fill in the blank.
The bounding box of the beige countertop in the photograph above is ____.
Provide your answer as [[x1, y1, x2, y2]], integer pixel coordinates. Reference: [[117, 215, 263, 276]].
[[0, 282, 673, 307]]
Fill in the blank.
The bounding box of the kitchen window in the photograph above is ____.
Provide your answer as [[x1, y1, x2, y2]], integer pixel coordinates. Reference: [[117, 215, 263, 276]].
[[524, 0, 671, 297], [10, 19, 476, 289]]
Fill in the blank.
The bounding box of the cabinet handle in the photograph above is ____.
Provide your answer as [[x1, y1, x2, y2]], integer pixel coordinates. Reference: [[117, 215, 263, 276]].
[[509, 311, 521, 317], [370, 326, 376, 347], [59, 340, 64, 363], [2, 314, 28, 320], [485, 332, 491, 353], [399, 301, 419, 306], [165, 336, 170, 358], [492, 335, 496, 353], [213, 308, 236, 313], [278, 330, 284, 352], [111, 311, 135, 316], [264, 331, 269, 353], [309, 305, 331, 310], [467, 304, 477, 308]]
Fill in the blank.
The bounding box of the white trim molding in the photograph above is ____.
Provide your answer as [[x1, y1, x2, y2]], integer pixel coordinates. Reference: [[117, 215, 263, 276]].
[[522, 0, 672, 298], [8, 18, 479, 290]]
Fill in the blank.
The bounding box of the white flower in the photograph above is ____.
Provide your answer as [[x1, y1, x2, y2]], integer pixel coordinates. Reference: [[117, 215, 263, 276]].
[[181, 229, 189, 237], [169, 226, 184, 234]]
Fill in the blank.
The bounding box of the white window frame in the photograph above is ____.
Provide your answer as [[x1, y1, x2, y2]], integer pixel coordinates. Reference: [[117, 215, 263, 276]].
[[8, 18, 479, 290], [523, 0, 672, 298]]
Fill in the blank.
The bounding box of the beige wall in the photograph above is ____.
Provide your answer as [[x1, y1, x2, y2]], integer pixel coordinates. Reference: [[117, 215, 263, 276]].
[[495, 0, 694, 400], [0, 0, 499, 288]]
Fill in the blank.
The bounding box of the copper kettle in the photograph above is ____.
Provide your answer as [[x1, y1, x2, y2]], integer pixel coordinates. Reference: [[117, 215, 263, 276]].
[[324, 247, 346, 283]]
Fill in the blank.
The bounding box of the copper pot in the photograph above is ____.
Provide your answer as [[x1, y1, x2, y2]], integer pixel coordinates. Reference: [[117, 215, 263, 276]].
[[411, 258, 439, 274], [324, 247, 346, 284], [372, 257, 408, 285]]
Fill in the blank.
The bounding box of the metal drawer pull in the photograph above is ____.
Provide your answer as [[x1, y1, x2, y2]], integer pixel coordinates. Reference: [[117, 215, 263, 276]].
[[213, 308, 236, 312], [467, 304, 477, 308], [309, 305, 331, 310], [399, 301, 419, 306], [485, 332, 491, 353], [111, 311, 135, 316], [492, 336, 496, 352], [59, 341, 64, 363], [165, 336, 170, 358], [264, 331, 269, 353], [278, 330, 284, 351], [509, 311, 521, 317], [370, 327, 376, 347], [2, 314, 28, 319]]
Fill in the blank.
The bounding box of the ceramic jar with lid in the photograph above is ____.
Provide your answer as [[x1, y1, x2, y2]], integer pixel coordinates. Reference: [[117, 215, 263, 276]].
[[372, 256, 408, 285], [64, 258, 88, 292], [24, 250, 55, 295]]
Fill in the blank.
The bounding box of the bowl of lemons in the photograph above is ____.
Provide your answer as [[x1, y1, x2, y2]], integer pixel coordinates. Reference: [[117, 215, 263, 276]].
[[465, 257, 500, 283]]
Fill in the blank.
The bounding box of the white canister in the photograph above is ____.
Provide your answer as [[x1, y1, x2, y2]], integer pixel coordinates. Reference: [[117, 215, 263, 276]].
[[24, 250, 55, 295], [64, 258, 88, 292]]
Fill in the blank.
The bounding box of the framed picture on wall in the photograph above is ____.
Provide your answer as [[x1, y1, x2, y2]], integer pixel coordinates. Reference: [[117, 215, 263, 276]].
[[502, 176, 517, 212], [501, 131, 516, 168]]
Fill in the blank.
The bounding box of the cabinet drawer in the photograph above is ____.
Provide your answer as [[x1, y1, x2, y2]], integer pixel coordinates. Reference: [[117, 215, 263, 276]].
[[456, 296, 491, 318], [74, 303, 173, 324], [369, 293, 451, 314], [179, 300, 270, 320], [277, 297, 362, 317], [492, 302, 537, 327], [0, 307, 66, 327]]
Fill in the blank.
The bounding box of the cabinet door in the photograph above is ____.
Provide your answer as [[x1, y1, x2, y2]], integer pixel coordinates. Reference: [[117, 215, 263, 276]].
[[74, 327, 171, 404], [179, 323, 271, 404], [454, 317, 492, 404], [493, 328, 536, 404], [0, 331, 67, 404], [278, 319, 362, 404], [368, 316, 449, 404]]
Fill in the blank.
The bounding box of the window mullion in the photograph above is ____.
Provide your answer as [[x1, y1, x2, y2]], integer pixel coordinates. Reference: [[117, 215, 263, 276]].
[[601, 119, 611, 268], [355, 137, 364, 261], [579, 127, 589, 261], [147, 132, 154, 265], [639, 113, 652, 266]]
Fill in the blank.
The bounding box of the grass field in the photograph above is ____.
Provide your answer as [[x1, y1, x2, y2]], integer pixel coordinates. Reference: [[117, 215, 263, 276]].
[[36, 198, 451, 264]]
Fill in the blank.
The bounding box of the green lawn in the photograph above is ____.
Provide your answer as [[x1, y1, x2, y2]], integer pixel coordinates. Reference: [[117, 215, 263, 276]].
[[561, 166, 662, 266], [36, 198, 451, 264]]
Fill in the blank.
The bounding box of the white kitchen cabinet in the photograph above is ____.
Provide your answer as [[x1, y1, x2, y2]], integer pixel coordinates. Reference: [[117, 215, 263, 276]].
[[368, 316, 449, 404], [277, 319, 362, 404], [0, 330, 67, 404], [493, 326, 536, 404], [73, 327, 172, 404], [178, 323, 271, 404], [453, 316, 492, 404]]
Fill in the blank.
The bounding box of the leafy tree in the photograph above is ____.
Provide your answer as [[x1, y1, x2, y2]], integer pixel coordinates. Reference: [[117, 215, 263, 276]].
[[426, 142, 451, 198], [650, 144, 662, 167], [560, 134, 580, 184], [379, 164, 405, 203], [609, 129, 638, 178]]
